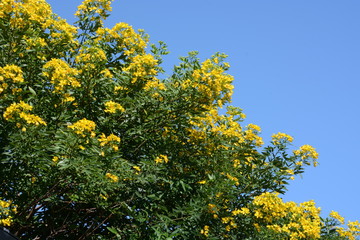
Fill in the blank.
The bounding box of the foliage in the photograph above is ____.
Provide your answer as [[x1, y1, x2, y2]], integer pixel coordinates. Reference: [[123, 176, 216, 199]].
[[0, 0, 359, 239]]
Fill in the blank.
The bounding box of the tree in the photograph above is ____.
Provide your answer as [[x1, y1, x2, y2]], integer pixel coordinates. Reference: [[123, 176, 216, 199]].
[[0, 0, 359, 239]]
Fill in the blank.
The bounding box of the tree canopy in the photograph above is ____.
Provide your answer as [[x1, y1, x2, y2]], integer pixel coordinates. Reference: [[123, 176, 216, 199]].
[[0, 0, 359, 239]]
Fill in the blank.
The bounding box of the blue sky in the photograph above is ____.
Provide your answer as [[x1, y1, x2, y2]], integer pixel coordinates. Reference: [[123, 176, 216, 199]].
[[47, 0, 360, 222]]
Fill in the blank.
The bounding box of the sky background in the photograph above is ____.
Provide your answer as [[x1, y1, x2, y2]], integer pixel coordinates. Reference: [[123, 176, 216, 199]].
[[47, 0, 360, 222]]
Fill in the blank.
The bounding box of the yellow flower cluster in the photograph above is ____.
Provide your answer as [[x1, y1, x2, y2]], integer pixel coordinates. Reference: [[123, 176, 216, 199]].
[[271, 132, 294, 145], [188, 107, 245, 149], [336, 220, 360, 240], [293, 145, 319, 160], [0, 0, 51, 28], [182, 55, 234, 107], [104, 101, 125, 114], [98, 133, 120, 151], [52, 156, 59, 163], [197, 180, 206, 184], [328, 211, 360, 240], [244, 124, 264, 147], [3, 101, 46, 126], [154, 154, 169, 164], [18, 112, 47, 126], [24, 35, 47, 48], [0, 64, 24, 94], [105, 172, 119, 182], [252, 192, 322, 239], [225, 173, 239, 186], [43, 59, 81, 92], [208, 203, 218, 214], [132, 165, 141, 173], [200, 225, 210, 237], [113, 22, 147, 54], [143, 78, 166, 91], [0, 199, 17, 227], [68, 118, 96, 137], [232, 207, 250, 216], [1, 0, 76, 46], [212, 114, 243, 140], [62, 93, 75, 103], [23, 36, 48, 60], [0, 64, 24, 83], [123, 54, 158, 83], [75, 47, 107, 70], [75, 0, 113, 21], [3, 101, 31, 120], [47, 17, 77, 45], [330, 210, 345, 224], [221, 216, 237, 231], [101, 69, 113, 79], [114, 86, 128, 93], [95, 22, 147, 56]]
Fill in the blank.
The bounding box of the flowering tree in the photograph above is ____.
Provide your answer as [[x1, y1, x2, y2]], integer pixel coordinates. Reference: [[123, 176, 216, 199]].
[[0, 0, 359, 239]]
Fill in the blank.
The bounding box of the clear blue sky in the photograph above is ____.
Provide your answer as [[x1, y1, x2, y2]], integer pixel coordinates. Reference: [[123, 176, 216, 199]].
[[47, 0, 360, 222]]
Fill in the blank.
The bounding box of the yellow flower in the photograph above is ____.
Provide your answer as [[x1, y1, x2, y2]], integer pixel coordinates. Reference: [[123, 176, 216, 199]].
[[197, 180, 206, 184], [68, 118, 96, 137], [132, 166, 141, 172], [252, 192, 322, 239], [330, 211, 345, 224], [19, 112, 47, 125], [100, 194, 108, 200], [293, 145, 319, 160], [75, 0, 113, 20], [105, 173, 119, 182], [0, 64, 24, 84], [0, 218, 12, 227], [247, 123, 261, 132], [272, 132, 294, 145], [122, 54, 158, 82], [104, 101, 125, 113], [232, 207, 250, 216], [3, 101, 46, 126], [154, 154, 169, 164], [43, 59, 80, 93], [98, 133, 121, 146], [0, 199, 17, 227], [200, 225, 209, 237], [226, 173, 239, 186]]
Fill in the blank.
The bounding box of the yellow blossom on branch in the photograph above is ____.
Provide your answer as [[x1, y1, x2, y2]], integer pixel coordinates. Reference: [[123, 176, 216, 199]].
[[0, 65, 24, 86], [98, 133, 120, 146], [330, 210, 345, 224], [98, 133, 120, 151], [232, 207, 250, 216], [43, 59, 80, 93], [68, 118, 96, 137], [123, 54, 158, 83], [154, 154, 169, 164], [0, 199, 17, 227], [252, 192, 322, 239], [3, 101, 46, 126], [271, 132, 294, 145], [105, 173, 119, 182], [200, 225, 209, 237], [293, 144, 319, 160], [104, 101, 125, 114], [197, 180, 206, 184], [75, 0, 113, 21], [132, 166, 141, 172]]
